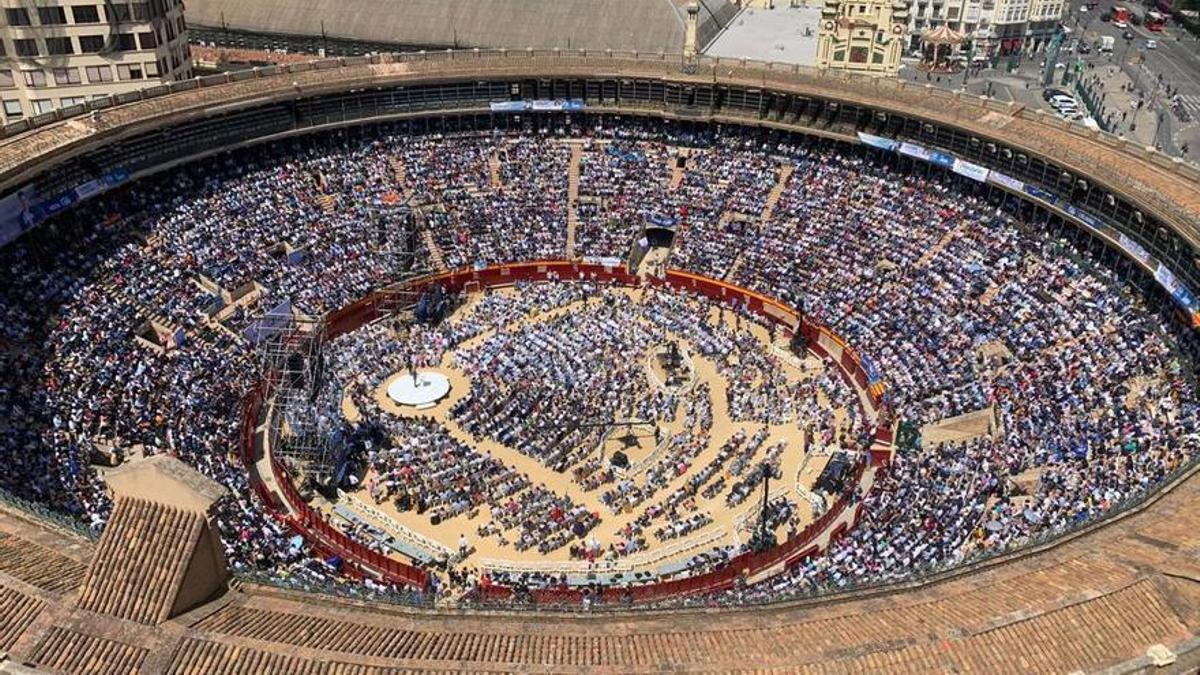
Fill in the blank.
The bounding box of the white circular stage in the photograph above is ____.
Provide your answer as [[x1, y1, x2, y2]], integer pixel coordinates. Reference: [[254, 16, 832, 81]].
[[387, 371, 452, 408]]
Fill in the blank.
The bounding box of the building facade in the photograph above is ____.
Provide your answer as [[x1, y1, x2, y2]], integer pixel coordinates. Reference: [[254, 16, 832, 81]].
[[0, 0, 190, 122], [816, 0, 908, 73], [907, 0, 1066, 57]]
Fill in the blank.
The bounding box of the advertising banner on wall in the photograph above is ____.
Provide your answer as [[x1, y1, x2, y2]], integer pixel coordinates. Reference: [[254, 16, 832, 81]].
[[987, 170, 1024, 192], [856, 132, 899, 151], [1117, 232, 1151, 265], [928, 150, 956, 168], [951, 158, 990, 182], [0, 166, 132, 249], [489, 101, 528, 113], [531, 99, 584, 111], [898, 142, 932, 161], [1061, 203, 1105, 232], [0, 185, 40, 248], [583, 256, 624, 268], [1022, 183, 1059, 205], [490, 99, 585, 113]]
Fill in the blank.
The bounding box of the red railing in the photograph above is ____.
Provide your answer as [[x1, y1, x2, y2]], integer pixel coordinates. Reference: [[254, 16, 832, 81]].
[[238, 381, 429, 588], [272, 459, 429, 588], [244, 261, 888, 603]]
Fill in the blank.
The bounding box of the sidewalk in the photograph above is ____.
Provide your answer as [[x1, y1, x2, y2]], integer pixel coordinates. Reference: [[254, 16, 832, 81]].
[[1075, 61, 1161, 147]]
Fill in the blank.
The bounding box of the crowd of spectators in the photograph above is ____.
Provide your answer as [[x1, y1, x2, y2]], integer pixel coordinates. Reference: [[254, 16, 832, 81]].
[[0, 119, 1195, 607]]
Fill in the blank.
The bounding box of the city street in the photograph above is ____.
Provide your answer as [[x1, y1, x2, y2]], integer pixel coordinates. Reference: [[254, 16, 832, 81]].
[[900, 2, 1200, 164]]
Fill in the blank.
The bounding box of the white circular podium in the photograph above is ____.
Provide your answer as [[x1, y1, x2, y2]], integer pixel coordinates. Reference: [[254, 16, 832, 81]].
[[387, 371, 452, 408]]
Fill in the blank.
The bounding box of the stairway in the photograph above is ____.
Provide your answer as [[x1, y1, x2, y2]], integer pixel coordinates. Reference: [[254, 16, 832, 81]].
[[566, 143, 583, 259], [760, 164, 794, 222], [489, 153, 502, 189], [914, 223, 963, 269], [421, 229, 448, 272], [978, 283, 1003, 306], [388, 157, 411, 201], [724, 251, 748, 282]]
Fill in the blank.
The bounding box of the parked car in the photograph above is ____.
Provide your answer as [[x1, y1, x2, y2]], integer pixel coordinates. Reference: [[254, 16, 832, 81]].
[[1043, 88, 1072, 101], [1115, 19, 1128, 27]]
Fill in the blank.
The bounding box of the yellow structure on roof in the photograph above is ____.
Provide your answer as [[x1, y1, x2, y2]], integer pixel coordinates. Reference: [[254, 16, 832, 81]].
[[816, 0, 908, 73]]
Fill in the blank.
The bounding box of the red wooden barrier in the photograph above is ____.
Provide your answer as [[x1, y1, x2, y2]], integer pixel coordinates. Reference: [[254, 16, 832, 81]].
[[245, 261, 891, 604]]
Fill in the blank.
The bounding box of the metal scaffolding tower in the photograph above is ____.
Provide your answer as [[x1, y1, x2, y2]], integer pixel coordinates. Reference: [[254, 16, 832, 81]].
[[255, 312, 337, 478]]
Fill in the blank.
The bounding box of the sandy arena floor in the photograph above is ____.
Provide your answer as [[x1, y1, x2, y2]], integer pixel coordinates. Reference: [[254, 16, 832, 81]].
[[330, 285, 847, 578]]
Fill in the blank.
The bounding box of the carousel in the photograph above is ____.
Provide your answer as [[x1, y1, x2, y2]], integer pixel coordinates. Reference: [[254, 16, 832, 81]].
[[918, 24, 966, 73]]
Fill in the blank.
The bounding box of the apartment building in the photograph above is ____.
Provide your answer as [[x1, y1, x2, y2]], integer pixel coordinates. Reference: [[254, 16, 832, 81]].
[[907, 0, 1065, 56], [0, 0, 190, 121]]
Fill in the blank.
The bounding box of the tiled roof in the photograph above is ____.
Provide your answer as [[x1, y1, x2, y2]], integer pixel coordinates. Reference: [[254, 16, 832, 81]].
[[0, 584, 43, 652], [166, 638, 406, 675], [189, 576, 1186, 671], [28, 626, 148, 675], [0, 532, 87, 595], [75, 497, 207, 625], [4, 465, 1200, 672]]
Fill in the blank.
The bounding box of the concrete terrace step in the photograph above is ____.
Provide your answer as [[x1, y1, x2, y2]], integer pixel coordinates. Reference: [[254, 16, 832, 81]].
[[566, 143, 583, 259], [421, 229, 448, 272], [489, 153, 502, 189], [760, 163, 795, 222], [914, 222, 964, 269]]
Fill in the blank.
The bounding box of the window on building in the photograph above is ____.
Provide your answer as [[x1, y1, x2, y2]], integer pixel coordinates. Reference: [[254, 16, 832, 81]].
[[13, 39, 39, 57], [144, 60, 159, 77], [45, 37, 74, 55], [137, 32, 156, 49], [0, 40, 6, 57], [0, 71, 12, 88], [115, 33, 136, 51], [60, 96, 85, 107], [131, 2, 150, 20], [31, 99, 53, 115], [85, 65, 112, 82], [5, 8, 31, 26], [53, 67, 81, 85], [3, 100, 22, 117], [78, 35, 105, 52], [37, 6, 67, 24], [117, 63, 143, 80], [107, 3, 130, 21], [22, 70, 46, 87], [71, 5, 101, 23]]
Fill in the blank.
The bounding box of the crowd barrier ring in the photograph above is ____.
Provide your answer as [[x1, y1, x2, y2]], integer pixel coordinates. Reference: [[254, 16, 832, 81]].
[[243, 261, 889, 604]]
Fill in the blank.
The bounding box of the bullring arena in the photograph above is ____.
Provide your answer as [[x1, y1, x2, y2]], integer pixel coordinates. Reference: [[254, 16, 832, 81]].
[[2, 51, 1200, 674]]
